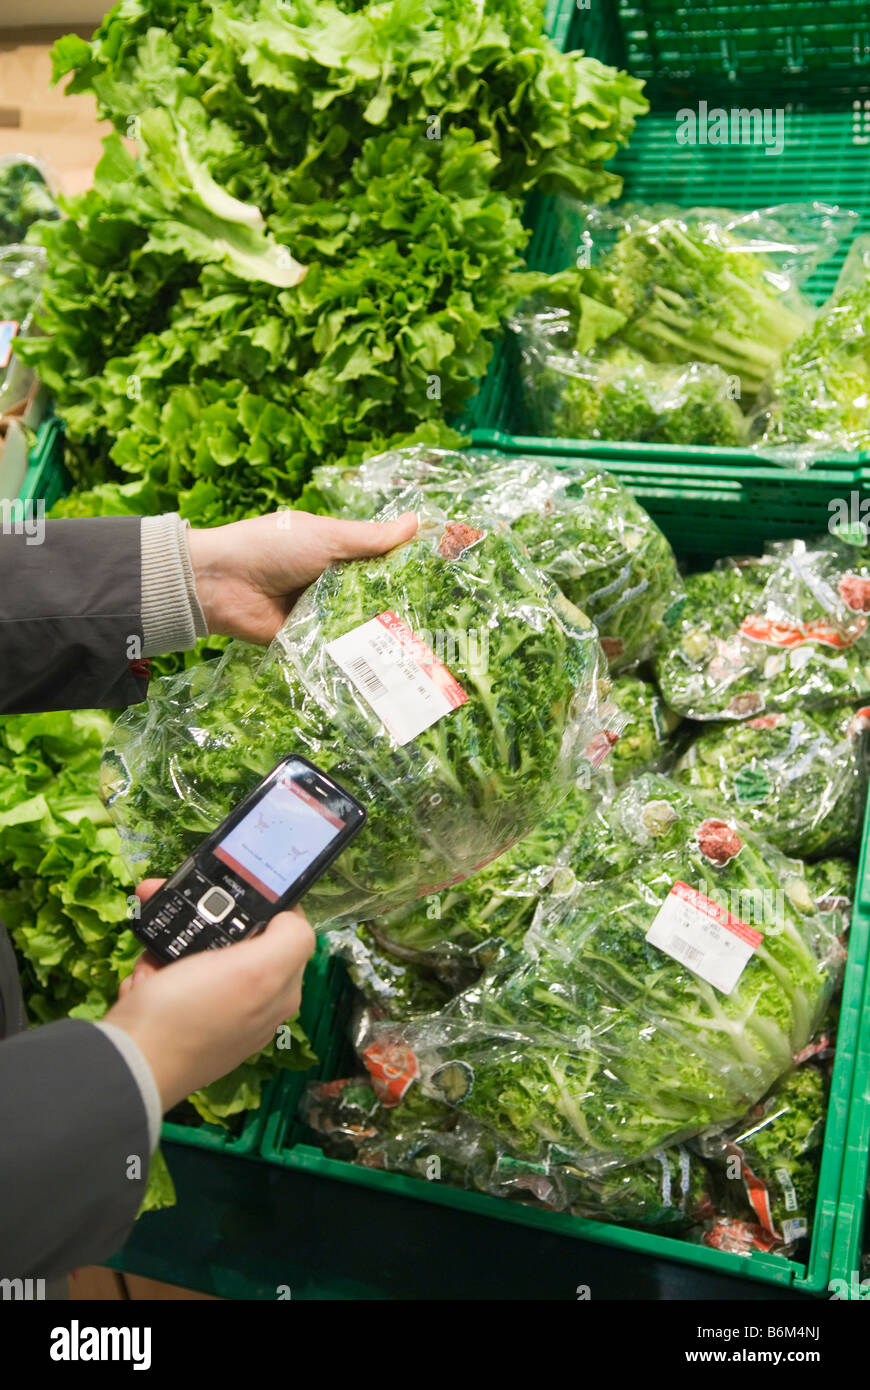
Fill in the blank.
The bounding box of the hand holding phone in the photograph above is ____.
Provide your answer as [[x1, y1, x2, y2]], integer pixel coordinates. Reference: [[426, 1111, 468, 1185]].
[[109, 887, 316, 1111], [133, 756, 366, 964]]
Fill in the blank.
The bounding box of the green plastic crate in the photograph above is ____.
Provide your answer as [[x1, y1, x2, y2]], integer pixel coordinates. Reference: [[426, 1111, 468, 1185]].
[[830, 887, 870, 1297], [470, 433, 870, 560], [615, 1, 870, 96], [463, 0, 870, 467], [16, 415, 69, 509], [259, 450, 870, 1294]]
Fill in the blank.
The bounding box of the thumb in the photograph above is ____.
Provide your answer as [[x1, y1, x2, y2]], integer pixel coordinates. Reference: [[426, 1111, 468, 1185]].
[[328, 511, 418, 562], [242, 907, 317, 978]]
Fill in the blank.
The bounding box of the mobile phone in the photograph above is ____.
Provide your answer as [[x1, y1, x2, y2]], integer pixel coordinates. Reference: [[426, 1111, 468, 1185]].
[[133, 755, 366, 964]]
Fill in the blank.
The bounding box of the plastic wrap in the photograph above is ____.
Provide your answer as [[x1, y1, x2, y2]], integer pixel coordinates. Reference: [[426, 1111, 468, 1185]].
[[368, 674, 681, 972], [508, 201, 852, 445], [803, 856, 856, 935], [360, 775, 845, 1173], [302, 1076, 489, 1188], [328, 924, 459, 1021], [751, 235, 870, 460], [605, 674, 682, 783], [304, 1075, 713, 1231], [366, 780, 600, 972], [0, 156, 59, 246], [655, 536, 870, 721], [674, 705, 870, 857], [305, 446, 684, 669], [551, 354, 747, 448], [695, 1063, 827, 1257], [558, 1145, 714, 1230], [103, 500, 608, 928], [0, 245, 46, 415]]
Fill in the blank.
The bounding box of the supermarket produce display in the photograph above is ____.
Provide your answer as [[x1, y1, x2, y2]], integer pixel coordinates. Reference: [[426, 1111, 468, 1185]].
[[361, 775, 843, 1168], [1, 0, 870, 1299], [272, 527, 866, 1282]]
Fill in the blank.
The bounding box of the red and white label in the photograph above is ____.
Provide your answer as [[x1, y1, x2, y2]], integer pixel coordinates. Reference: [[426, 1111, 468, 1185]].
[[645, 881, 763, 995], [327, 610, 467, 745], [363, 1038, 419, 1107], [740, 614, 865, 650], [0, 320, 18, 370]]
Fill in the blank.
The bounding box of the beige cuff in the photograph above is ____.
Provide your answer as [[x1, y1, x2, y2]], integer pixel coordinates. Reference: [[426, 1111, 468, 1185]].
[[140, 514, 209, 656], [93, 1021, 163, 1154]]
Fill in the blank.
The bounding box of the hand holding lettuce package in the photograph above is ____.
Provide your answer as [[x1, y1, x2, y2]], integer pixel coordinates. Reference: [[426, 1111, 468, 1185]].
[[102, 499, 610, 928], [305, 446, 685, 669]]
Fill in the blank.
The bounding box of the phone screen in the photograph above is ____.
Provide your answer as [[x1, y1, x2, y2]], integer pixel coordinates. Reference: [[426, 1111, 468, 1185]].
[[214, 768, 347, 903]]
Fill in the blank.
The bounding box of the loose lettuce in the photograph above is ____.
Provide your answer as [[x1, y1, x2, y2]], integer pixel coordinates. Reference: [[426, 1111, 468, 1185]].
[[22, 0, 646, 524]]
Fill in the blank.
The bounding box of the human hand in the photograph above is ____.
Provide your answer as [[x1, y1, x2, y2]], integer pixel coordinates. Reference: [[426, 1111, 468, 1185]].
[[106, 880, 316, 1113], [186, 509, 418, 644]]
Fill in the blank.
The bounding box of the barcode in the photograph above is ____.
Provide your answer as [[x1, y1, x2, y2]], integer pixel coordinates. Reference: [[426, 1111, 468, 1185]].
[[345, 654, 388, 699], [670, 935, 704, 968]]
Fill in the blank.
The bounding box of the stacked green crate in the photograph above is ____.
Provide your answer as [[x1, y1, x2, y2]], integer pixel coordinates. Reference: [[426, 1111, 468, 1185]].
[[616, 2, 870, 94], [465, 0, 870, 470]]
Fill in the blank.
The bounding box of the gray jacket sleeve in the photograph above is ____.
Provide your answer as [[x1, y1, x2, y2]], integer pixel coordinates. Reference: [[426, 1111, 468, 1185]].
[[0, 516, 148, 713], [0, 515, 177, 1277], [0, 1019, 150, 1280]]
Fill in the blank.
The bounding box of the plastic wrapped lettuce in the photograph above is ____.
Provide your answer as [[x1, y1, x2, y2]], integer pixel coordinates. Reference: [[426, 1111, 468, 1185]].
[[695, 1063, 827, 1255], [366, 674, 681, 970], [364, 778, 600, 971], [751, 235, 870, 460], [483, 1142, 713, 1230], [0, 245, 46, 414], [307, 1070, 714, 1231], [674, 705, 870, 857], [302, 1076, 488, 1189], [328, 924, 459, 1021], [558, 1145, 713, 1230], [507, 201, 852, 445], [0, 155, 59, 245], [655, 536, 870, 720], [303, 447, 684, 669], [360, 775, 845, 1171], [103, 502, 607, 927], [606, 674, 682, 783], [518, 336, 748, 446], [804, 856, 856, 933]]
